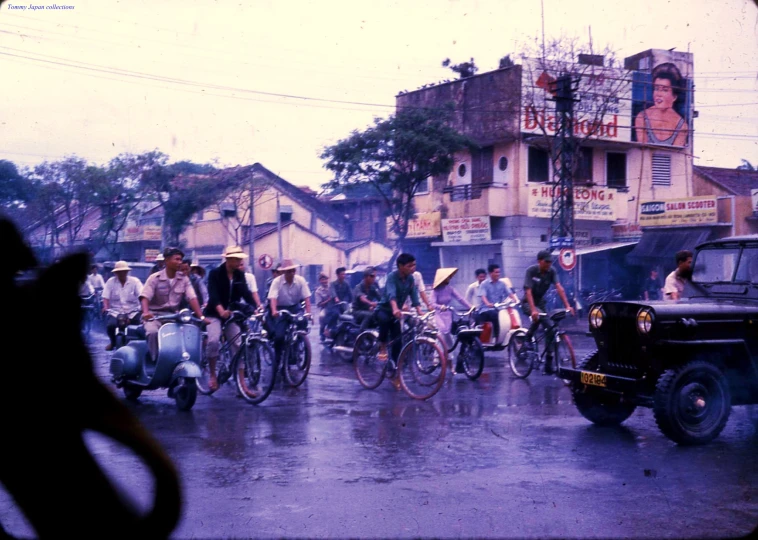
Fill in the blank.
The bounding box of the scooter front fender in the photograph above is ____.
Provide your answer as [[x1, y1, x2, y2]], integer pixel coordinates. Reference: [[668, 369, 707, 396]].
[[171, 361, 202, 381]]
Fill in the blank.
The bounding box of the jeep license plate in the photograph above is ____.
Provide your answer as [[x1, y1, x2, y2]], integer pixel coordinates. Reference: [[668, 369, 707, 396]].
[[580, 371, 607, 388]]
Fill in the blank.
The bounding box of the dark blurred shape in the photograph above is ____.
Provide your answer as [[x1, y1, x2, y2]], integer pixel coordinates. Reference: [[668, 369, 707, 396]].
[[0, 218, 181, 538]]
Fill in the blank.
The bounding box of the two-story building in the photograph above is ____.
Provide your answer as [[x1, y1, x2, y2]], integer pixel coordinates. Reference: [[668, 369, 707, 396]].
[[396, 48, 732, 299]]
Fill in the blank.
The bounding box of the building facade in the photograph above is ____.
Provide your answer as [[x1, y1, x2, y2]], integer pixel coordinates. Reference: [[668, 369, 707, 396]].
[[396, 48, 729, 300]]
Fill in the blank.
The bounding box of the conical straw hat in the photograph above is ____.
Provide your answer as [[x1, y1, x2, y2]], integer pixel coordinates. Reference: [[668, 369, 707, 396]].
[[433, 267, 458, 289]]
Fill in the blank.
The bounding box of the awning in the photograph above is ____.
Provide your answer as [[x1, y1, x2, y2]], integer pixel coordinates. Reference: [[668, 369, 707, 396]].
[[626, 228, 715, 267], [575, 241, 638, 256]]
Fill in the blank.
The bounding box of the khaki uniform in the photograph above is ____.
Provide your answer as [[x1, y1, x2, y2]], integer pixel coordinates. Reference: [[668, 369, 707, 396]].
[[140, 270, 197, 360]]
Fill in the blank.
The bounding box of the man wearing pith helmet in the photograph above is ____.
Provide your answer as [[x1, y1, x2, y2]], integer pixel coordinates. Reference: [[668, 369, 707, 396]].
[[203, 246, 257, 392], [102, 261, 143, 352]]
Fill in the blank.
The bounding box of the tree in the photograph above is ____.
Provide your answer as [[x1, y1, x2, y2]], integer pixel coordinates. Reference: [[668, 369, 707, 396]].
[[28, 157, 109, 251], [321, 105, 473, 262], [441, 57, 478, 79], [498, 55, 515, 69]]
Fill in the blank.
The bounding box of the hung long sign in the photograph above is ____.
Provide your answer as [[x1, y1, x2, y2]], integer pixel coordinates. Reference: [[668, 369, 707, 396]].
[[639, 197, 717, 227], [527, 185, 617, 221]]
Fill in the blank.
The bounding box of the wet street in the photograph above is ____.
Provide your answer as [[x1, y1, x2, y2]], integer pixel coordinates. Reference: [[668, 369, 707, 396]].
[[2, 324, 757, 539]]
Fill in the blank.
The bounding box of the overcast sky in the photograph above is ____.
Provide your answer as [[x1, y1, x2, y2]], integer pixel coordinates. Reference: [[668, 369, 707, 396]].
[[1, 0, 756, 190]]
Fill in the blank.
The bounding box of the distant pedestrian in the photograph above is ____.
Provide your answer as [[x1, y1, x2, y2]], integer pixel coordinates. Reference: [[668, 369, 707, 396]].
[[664, 250, 693, 301], [465, 268, 487, 307], [642, 268, 663, 301]]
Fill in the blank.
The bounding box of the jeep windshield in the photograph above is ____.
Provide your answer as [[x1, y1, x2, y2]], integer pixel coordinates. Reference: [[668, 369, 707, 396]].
[[692, 246, 758, 286]]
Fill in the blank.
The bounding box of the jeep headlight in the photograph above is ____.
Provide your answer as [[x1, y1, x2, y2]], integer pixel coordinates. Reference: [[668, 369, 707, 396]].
[[637, 308, 654, 334], [589, 306, 605, 329]]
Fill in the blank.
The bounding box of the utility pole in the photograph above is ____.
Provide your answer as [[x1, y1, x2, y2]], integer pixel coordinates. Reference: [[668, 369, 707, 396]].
[[276, 192, 283, 260], [549, 73, 579, 307], [549, 74, 577, 253]]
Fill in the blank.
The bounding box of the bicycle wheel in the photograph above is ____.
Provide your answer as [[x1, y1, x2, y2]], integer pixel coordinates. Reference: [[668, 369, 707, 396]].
[[284, 334, 311, 387], [353, 331, 386, 389], [459, 339, 485, 381], [508, 329, 534, 378], [555, 333, 576, 385], [398, 336, 446, 400], [236, 341, 277, 404]]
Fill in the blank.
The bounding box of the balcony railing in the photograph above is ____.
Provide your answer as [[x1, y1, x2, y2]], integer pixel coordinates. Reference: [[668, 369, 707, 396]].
[[443, 183, 485, 201]]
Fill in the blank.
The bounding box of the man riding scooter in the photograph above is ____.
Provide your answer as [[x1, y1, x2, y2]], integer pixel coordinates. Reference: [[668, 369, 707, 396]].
[[102, 261, 143, 351], [352, 266, 381, 330], [140, 247, 206, 362]]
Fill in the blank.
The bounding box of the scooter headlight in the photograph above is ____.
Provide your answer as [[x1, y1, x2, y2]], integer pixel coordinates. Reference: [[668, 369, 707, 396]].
[[179, 310, 192, 324], [637, 308, 654, 334], [589, 306, 605, 329]]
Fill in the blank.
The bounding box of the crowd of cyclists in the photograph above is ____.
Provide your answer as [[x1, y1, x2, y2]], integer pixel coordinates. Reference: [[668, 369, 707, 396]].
[[82, 245, 576, 396]]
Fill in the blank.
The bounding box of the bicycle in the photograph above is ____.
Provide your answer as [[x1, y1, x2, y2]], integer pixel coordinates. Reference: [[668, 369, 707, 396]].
[[508, 308, 576, 382], [446, 306, 486, 380], [196, 310, 277, 405], [352, 311, 447, 400], [272, 307, 312, 387]]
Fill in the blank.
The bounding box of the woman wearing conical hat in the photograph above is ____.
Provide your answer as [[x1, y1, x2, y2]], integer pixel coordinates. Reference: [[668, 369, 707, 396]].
[[431, 267, 471, 374]]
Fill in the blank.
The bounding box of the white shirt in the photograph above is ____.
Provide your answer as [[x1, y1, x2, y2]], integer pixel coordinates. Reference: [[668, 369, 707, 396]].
[[103, 275, 144, 315], [465, 280, 483, 307], [245, 272, 258, 293], [87, 273, 105, 290], [268, 274, 311, 306]]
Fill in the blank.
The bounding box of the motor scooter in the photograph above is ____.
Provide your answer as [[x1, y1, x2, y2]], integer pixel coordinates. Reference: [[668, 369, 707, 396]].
[[109, 309, 203, 411], [471, 299, 523, 351], [328, 306, 369, 360]]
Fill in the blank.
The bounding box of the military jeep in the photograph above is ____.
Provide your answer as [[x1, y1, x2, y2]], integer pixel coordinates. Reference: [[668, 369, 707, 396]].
[[559, 235, 758, 445]]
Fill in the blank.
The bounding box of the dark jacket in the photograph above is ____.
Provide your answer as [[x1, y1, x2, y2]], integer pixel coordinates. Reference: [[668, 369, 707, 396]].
[[203, 263, 255, 317]]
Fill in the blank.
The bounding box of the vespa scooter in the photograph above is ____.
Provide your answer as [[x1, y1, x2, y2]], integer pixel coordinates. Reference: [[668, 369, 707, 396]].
[[109, 309, 203, 411]]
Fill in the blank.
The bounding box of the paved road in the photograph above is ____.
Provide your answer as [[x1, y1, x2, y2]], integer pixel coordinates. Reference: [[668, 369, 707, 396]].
[[1, 325, 756, 539]]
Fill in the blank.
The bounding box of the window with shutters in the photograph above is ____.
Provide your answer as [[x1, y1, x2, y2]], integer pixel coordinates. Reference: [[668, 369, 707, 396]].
[[528, 147, 549, 183], [471, 146, 494, 185], [606, 152, 627, 189], [651, 153, 672, 186]]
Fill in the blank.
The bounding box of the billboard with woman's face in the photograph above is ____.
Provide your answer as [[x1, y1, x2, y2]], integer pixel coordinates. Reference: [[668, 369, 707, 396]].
[[631, 59, 693, 148]]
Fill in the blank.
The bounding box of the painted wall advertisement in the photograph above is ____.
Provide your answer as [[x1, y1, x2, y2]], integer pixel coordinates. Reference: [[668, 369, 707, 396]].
[[521, 50, 693, 148], [441, 216, 492, 243], [386, 212, 441, 239], [638, 197, 717, 227], [528, 185, 617, 221]]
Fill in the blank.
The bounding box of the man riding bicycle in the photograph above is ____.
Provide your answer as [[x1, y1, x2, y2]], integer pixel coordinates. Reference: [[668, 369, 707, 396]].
[[522, 250, 575, 373], [376, 254, 423, 380], [476, 263, 519, 343], [267, 259, 312, 365], [203, 246, 257, 392]]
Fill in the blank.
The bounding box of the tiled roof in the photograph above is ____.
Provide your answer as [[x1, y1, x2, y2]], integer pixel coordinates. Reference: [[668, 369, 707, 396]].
[[694, 166, 758, 197], [332, 240, 370, 252]]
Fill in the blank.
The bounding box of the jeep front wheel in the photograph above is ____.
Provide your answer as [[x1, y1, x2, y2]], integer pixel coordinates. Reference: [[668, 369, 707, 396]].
[[571, 352, 637, 426], [653, 360, 731, 445]]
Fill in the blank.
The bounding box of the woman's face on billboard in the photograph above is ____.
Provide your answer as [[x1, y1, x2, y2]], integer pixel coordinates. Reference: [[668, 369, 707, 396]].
[[653, 78, 676, 109]]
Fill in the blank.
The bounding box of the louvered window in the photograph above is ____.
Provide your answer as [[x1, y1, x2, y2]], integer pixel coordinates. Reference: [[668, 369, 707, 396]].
[[652, 153, 672, 186]]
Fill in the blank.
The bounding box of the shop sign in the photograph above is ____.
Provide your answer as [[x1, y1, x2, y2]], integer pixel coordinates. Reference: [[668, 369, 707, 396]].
[[441, 216, 491, 243], [612, 222, 642, 241], [528, 186, 617, 221], [386, 212, 441, 239], [123, 225, 162, 242], [639, 197, 717, 227]]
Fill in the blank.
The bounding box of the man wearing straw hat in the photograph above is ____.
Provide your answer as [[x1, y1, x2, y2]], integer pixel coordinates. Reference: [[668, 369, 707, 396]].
[[149, 252, 165, 275], [203, 246, 257, 392], [102, 261, 143, 351], [267, 259, 312, 365]]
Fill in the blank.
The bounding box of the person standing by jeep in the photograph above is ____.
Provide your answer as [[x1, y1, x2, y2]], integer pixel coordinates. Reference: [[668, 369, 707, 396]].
[[522, 249, 575, 337], [664, 250, 693, 301], [642, 268, 663, 301]]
